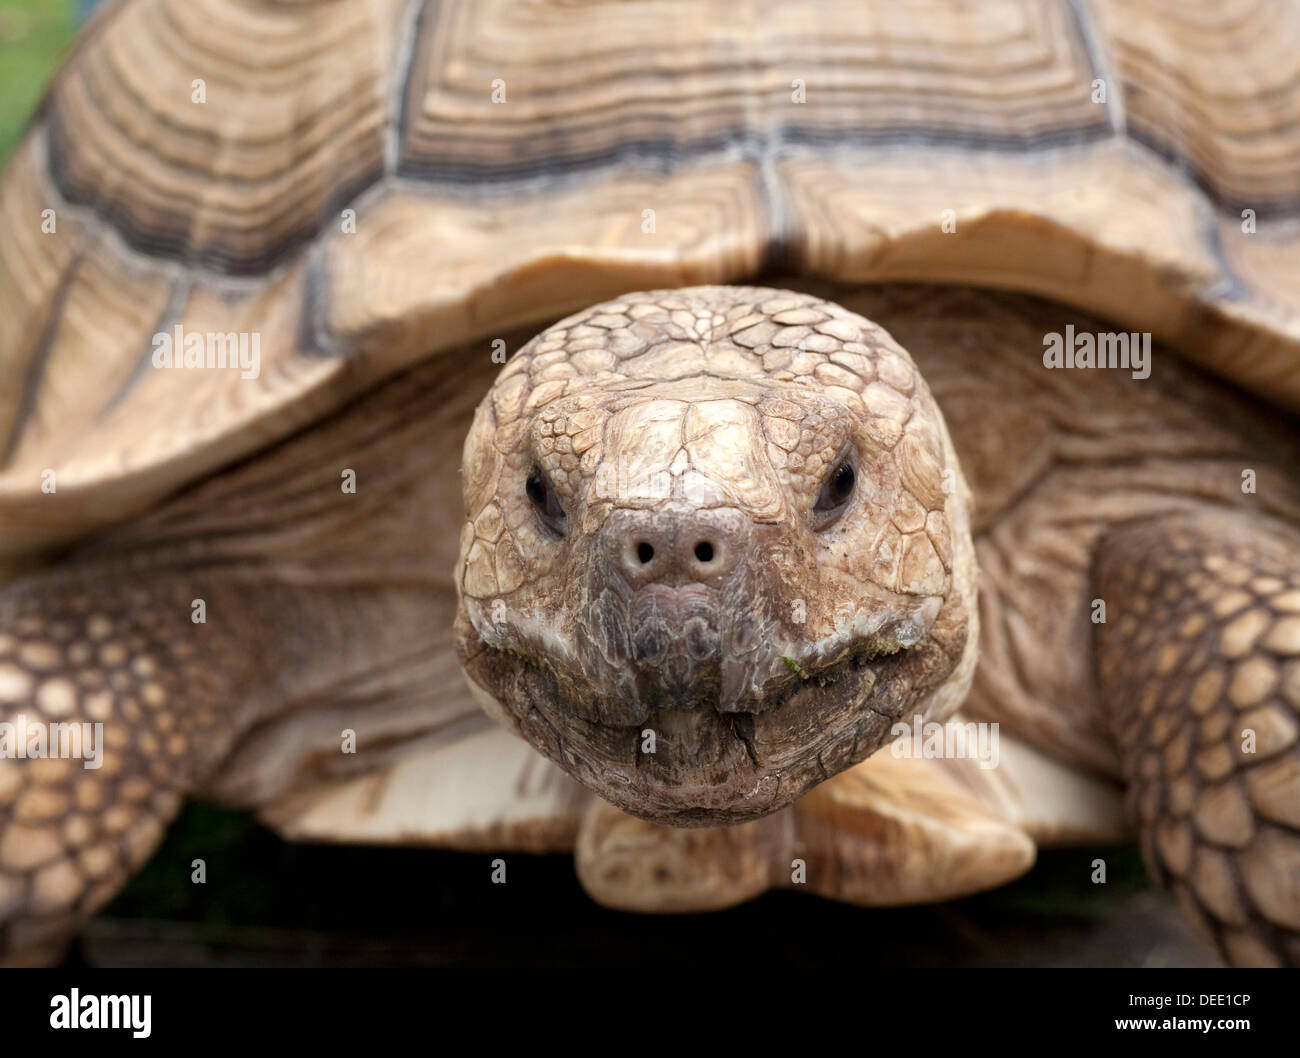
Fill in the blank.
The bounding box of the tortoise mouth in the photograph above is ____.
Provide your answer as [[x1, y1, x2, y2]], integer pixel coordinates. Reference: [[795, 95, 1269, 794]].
[[459, 633, 941, 825]]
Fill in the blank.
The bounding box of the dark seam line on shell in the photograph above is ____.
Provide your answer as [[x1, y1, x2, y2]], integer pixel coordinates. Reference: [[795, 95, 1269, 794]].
[[403, 108, 1114, 147], [45, 91, 384, 277], [311, 164, 389, 277], [392, 0, 438, 175], [100, 275, 193, 420], [30, 130, 290, 296], [1193, 170, 1250, 305], [1123, 123, 1300, 224], [404, 125, 1297, 231], [741, 3, 792, 274], [50, 100, 385, 194], [295, 240, 345, 359], [395, 117, 1300, 224], [46, 170, 385, 279], [394, 121, 1115, 187], [748, 124, 797, 273], [1, 246, 85, 469], [1063, 0, 1125, 137]]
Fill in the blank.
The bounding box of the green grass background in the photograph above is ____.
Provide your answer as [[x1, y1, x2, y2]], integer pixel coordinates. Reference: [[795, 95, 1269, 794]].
[[0, 0, 76, 163]]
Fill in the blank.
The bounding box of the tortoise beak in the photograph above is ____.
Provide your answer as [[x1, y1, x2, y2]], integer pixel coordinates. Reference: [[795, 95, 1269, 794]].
[[624, 585, 722, 710]]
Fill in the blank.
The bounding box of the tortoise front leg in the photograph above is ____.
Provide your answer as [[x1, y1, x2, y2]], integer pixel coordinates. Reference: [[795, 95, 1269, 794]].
[[1095, 509, 1300, 967], [575, 745, 1042, 912], [0, 569, 258, 964]]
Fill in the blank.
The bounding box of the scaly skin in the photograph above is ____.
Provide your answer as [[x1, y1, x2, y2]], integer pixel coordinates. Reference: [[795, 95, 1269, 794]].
[[1097, 511, 1300, 967]]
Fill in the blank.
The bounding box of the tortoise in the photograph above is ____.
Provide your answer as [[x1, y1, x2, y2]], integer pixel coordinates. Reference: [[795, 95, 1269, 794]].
[[1, 0, 1298, 968]]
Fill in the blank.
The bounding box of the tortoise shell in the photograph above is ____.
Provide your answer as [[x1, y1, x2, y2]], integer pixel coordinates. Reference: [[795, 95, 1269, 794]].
[[2, 0, 1299, 563]]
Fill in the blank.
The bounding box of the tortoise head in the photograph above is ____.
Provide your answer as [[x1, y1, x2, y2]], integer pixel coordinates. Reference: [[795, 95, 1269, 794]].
[[454, 286, 977, 825]]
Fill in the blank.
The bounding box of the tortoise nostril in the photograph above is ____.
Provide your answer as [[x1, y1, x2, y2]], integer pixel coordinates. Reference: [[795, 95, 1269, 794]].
[[611, 511, 744, 587]]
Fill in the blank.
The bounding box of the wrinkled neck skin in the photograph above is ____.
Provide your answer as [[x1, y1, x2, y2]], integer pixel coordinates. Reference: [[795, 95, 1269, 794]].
[[454, 287, 978, 825]]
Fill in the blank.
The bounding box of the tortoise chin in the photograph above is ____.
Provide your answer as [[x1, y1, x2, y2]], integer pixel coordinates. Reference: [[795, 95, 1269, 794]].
[[456, 608, 967, 825]]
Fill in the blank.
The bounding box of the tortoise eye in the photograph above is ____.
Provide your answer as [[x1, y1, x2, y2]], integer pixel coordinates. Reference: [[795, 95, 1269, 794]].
[[813, 460, 856, 524], [526, 468, 566, 534]]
